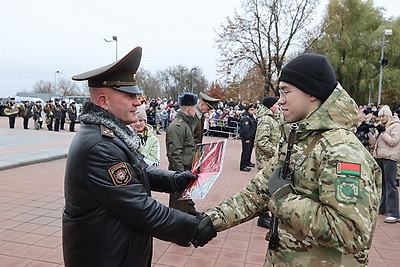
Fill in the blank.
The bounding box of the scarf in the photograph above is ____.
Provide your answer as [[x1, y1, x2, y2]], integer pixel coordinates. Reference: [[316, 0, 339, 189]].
[[79, 101, 141, 151]]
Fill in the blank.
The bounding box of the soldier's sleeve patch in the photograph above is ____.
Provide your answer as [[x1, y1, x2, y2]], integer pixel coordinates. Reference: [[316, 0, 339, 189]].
[[335, 177, 359, 204], [108, 162, 131, 186], [336, 162, 361, 176]]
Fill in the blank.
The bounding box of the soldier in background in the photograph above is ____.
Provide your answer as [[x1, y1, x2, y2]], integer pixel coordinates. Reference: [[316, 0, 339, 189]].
[[53, 99, 62, 131], [166, 93, 198, 215], [44, 100, 55, 131], [194, 92, 220, 144], [60, 100, 68, 130], [203, 54, 381, 266], [6, 97, 18, 129], [254, 96, 280, 229], [67, 102, 77, 132], [20, 100, 32, 129], [33, 100, 43, 130], [239, 104, 257, 172]]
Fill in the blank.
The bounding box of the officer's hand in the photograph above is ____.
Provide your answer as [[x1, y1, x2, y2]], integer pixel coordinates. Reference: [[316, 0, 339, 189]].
[[173, 171, 198, 192], [191, 214, 217, 248], [376, 124, 385, 134], [268, 167, 292, 195]]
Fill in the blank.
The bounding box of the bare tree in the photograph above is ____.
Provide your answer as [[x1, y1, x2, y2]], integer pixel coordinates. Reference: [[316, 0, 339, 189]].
[[216, 0, 320, 95], [33, 80, 54, 93], [56, 77, 82, 96], [136, 69, 162, 99], [158, 65, 208, 99]]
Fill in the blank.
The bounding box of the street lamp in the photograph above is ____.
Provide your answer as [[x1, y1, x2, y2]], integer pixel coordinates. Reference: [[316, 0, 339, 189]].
[[377, 29, 392, 106], [190, 67, 197, 93], [54, 70, 61, 90], [104, 36, 118, 61]]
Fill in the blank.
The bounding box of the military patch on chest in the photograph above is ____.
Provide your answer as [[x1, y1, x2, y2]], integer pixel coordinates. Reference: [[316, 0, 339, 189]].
[[108, 162, 131, 186], [336, 162, 361, 176], [335, 177, 359, 204]]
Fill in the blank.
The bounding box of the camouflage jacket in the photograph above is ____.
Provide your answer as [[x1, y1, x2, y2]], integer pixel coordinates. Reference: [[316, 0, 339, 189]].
[[206, 83, 382, 266], [255, 105, 280, 170]]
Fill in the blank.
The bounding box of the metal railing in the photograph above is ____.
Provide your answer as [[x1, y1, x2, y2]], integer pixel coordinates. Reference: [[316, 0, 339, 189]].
[[204, 119, 240, 139]]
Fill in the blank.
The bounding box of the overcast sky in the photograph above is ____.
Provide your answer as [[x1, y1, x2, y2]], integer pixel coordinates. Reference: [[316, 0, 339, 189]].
[[1, 0, 398, 97]]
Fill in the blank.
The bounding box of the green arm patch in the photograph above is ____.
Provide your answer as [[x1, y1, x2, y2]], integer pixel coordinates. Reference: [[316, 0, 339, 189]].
[[335, 177, 359, 204]]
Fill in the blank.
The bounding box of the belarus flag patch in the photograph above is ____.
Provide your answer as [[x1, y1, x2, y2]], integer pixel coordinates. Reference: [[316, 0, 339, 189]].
[[336, 162, 361, 177]]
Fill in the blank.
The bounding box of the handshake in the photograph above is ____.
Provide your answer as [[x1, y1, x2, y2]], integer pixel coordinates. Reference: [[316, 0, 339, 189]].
[[190, 213, 217, 247]]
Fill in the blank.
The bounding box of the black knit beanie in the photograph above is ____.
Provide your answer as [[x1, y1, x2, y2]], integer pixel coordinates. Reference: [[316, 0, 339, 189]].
[[278, 54, 337, 101], [262, 96, 277, 109]]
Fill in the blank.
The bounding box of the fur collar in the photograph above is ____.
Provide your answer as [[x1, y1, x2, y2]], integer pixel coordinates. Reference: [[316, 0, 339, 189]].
[[79, 101, 140, 150]]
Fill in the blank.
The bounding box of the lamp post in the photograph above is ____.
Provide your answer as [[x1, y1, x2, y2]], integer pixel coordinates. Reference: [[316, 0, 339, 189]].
[[190, 67, 197, 93], [377, 29, 392, 106], [54, 70, 61, 91], [104, 36, 118, 61]]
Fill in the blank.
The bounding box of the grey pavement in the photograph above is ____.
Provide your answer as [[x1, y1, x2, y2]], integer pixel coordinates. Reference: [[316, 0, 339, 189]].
[[0, 128, 75, 171]]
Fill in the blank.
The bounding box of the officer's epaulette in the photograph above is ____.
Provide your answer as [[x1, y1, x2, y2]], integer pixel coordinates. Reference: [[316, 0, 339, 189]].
[[176, 118, 183, 126], [101, 125, 115, 137]]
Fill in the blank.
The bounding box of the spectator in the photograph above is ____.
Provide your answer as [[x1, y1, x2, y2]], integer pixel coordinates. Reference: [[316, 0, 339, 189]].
[[369, 105, 400, 223]]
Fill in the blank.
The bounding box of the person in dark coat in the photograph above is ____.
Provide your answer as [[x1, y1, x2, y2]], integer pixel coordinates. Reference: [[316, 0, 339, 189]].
[[67, 102, 77, 132], [20, 100, 32, 129], [60, 100, 68, 130], [53, 99, 62, 131], [62, 47, 216, 267], [6, 97, 17, 128], [239, 104, 257, 172], [43, 100, 55, 131], [33, 100, 43, 130]]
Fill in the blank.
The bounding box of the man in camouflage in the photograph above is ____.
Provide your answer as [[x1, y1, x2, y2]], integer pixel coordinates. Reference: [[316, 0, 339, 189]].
[[204, 54, 382, 266], [255, 96, 280, 229]]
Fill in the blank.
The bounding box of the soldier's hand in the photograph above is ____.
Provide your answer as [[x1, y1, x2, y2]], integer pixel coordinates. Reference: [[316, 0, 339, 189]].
[[268, 167, 292, 195], [173, 171, 198, 192], [191, 214, 217, 248]]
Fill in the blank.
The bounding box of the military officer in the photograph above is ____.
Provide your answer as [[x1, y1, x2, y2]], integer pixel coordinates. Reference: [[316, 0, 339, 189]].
[[239, 104, 257, 172], [203, 54, 382, 266], [20, 100, 32, 129], [166, 93, 199, 215], [33, 100, 43, 130], [194, 92, 220, 144], [43, 100, 55, 131], [62, 47, 216, 267], [53, 99, 62, 131], [6, 97, 17, 128], [67, 102, 77, 132]]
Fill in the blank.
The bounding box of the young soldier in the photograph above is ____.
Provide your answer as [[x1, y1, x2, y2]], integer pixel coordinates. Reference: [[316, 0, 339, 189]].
[[203, 54, 381, 266]]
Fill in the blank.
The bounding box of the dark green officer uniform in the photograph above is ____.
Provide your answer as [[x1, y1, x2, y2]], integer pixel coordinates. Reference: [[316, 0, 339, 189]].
[[166, 99, 198, 215]]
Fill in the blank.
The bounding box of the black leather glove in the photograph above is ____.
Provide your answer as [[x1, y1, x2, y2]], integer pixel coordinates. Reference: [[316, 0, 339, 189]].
[[191, 214, 217, 248], [376, 124, 385, 134], [268, 167, 293, 195], [173, 171, 198, 193]]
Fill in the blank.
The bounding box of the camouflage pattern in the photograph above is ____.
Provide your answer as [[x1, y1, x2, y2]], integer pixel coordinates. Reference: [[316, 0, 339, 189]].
[[206, 83, 382, 266], [255, 105, 281, 170]]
